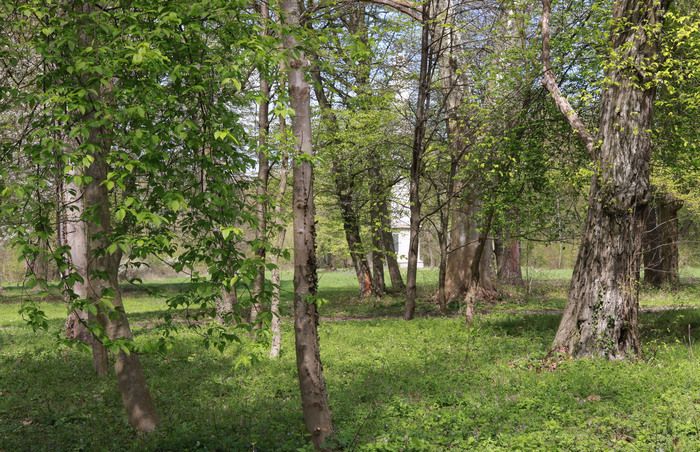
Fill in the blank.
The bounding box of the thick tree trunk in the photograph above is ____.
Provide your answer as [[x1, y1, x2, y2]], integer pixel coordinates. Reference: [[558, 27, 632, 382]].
[[250, 0, 271, 324], [643, 192, 682, 288], [547, 0, 670, 358], [463, 212, 497, 323], [76, 4, 158, 418], [84, 140, 160, 431], [497, 237, 523, 286], [282, 0, 334, 445], [445, 199, 496, 301]]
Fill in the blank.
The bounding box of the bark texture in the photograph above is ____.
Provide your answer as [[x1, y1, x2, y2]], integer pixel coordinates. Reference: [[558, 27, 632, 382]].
[[643, 191, 682, 288], [444, 200, 496, 301], [545, 0, 670, 358], [496, 237, 523, 286], [283, 0, 333, 445], [84, 142, 160, 432]]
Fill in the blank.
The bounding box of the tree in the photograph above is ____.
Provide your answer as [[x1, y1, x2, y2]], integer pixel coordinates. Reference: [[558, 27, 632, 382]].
[[543, 0, 672, 358], [281, 0, 334, 445]]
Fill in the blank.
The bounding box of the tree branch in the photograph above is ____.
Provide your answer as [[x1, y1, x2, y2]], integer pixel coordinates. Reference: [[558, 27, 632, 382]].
[[356, 0, 421, 21], [541, 0, 595, 157]]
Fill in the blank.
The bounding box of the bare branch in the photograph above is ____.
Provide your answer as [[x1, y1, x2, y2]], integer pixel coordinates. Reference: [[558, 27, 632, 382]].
[[541, 0, 595, 157], [356, 0, 421, 21]]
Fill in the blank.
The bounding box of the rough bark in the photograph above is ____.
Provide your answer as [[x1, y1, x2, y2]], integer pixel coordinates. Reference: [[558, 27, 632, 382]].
[[496, 237, 523, 286], [545, 0, 670, 358], [216, 287, 238, 323], [643, 191, 682, 288], [463, 212, 497, 324], [282, 0, 334, 445], [444, 199, 496, 301]]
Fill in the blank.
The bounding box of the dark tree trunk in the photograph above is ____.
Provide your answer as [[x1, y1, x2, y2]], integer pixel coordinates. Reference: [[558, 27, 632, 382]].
[[83, 135, 159, 432], [339, 191, 374, 298], [643, 192, 682, 288], [283, 0, 334, 445], [404, 3, 432, 320], [547, 0, 670, 358], [309, 59, 374, 299]]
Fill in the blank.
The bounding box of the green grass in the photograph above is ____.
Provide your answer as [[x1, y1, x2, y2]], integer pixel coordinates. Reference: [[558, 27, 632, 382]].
[[1, 269, 700, 450]]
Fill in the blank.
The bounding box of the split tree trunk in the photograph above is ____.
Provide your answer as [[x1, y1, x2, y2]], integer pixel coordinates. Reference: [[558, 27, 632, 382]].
[[545, 0, 671, 358], [282, 0, 334, 445], [643, 192, 682, 288]]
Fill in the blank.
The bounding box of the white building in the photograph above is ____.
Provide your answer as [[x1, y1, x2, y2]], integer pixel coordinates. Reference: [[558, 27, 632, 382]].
[[391, 182, 423, 268]]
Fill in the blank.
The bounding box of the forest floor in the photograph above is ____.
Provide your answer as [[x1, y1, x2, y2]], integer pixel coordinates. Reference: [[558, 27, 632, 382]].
[[1, 268, 700, 450]]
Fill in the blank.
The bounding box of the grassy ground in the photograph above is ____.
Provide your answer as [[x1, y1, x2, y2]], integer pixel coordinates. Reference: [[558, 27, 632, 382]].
[[1, 269, 700, 450]]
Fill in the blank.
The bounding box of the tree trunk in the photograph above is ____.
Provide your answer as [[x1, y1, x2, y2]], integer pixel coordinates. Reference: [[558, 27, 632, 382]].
[[497, 237, 523, 286], [643, 191, 682, 288], [436, 218, 448, 312], [381, 206, 405, 291], [282, 0, 334, 445], [404, 3, 432, 320], [463, 212, 497, 324], [339, 192, 374, 298], [547, 0, 670, 358], [309, 59, 374, 299], [63, 173, 109, 376], [216, 287, 238, 323], [83, 134, 160, 431], [445, 198, 496, 301]]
